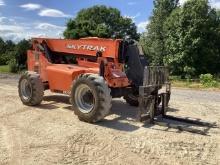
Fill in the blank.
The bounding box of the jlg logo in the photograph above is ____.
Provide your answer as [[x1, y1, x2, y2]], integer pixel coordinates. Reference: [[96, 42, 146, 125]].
[[66, 44, 106, 52]]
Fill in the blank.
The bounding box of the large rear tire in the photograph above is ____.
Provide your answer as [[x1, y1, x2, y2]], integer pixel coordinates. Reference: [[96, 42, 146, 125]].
[[124, 93, 139, 107], [71, 74, 112, 123], [18, 72, 44, 106]]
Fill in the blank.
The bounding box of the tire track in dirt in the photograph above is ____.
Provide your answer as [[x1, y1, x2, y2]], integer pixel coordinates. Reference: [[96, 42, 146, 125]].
[[61, 130, 146, 165], [0, 125, 22, 165], [0, 108, 31, 119], [110, 133, 219, 165], [0, 125, 10, 164]]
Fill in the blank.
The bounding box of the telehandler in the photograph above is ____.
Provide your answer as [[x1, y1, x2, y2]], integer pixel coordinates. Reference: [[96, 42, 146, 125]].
[[18, 37, 171, 122], [18, 37, 216, 132], [18, 38, 217, 135]]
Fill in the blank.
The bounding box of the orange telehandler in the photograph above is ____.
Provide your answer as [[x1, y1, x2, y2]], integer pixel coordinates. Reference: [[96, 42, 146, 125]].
[[18, 37, 172, 123]]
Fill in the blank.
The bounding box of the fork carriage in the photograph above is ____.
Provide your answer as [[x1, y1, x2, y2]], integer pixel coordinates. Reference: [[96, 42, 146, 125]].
[[138, 66, 171, 122]]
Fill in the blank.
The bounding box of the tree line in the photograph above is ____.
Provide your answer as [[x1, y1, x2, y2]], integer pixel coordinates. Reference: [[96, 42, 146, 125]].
[[0, 0, 219, 78], [64, 1, 220, 78], [63, 5, 140, 40], [0, 38, 30, 72], [140, 0, 220, 78]]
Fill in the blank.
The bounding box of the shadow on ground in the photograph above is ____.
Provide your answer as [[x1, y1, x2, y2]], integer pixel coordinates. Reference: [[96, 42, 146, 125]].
[[44, 95, 70, 104], [97, 99, 141, 131], [41, 95, 217, 135]]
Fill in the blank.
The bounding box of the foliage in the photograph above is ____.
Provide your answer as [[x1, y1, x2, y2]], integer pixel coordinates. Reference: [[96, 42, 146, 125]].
[[8, 58, 17, 73], [15, 39, 31, 68], [64, 5, 139, 40], [200, 74, 218, 87], [0, 37, 30, 73], [164, 0, 220, 77], [0, 53, 11, 65], [142, 0, 220, 77], [170, 75, 220, 89], [140, 0, 179, 65], [0, 38, 13, 65], [0, 38, 6, 54]]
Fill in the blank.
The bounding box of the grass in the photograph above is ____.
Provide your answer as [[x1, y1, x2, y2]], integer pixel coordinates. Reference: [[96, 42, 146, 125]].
[[171, 79, 220, 90], [0, 65, 10, 73]]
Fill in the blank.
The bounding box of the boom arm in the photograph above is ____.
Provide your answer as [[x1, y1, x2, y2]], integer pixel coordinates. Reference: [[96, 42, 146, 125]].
[[32, 38, 122, 62]]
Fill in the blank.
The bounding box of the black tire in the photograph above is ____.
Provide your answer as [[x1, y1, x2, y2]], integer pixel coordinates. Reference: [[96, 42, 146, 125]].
[[71, 74, 112, 123], [18, 71, 44, 106], [124, 94, 139, 107]]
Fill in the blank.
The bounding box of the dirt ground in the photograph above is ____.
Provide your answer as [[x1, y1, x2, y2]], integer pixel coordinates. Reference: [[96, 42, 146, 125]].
[[0, 74, 219, 165]]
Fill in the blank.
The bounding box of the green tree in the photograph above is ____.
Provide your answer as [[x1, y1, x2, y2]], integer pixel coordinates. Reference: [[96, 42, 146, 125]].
[[164, 0, 220, 76], [0, 37, 6, 54], [5, 40, 15, 52], [0, 38, 16, 65], [15, 39, 31, 69], [141, 0, 179, 65], [0, 38, 6, 65], [217, 10, 220, 18], [0, 37, 30, 72], [64, 5, 139, 40]]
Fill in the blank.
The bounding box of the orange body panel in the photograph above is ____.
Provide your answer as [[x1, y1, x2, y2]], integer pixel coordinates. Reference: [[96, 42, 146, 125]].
[[27, 50, 50, 81], [104, 63, 130, 87], [77, 60, 99, 68], [28, 37, 131, 93], [46, 64, 99, 92], [27, 50, 35, 71]]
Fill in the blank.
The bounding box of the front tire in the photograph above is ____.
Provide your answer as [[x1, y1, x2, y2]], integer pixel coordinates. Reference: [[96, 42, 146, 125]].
[[71, 74, 112, 123], [18, 72, 44, 106]]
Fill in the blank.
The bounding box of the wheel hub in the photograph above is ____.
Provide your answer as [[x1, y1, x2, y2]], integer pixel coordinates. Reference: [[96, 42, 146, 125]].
[[20, 79, 32, 100], [74, 84, 95, 113]]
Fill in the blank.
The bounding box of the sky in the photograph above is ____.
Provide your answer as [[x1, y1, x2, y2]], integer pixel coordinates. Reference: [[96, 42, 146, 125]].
[[0, 0, 220, 42]]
